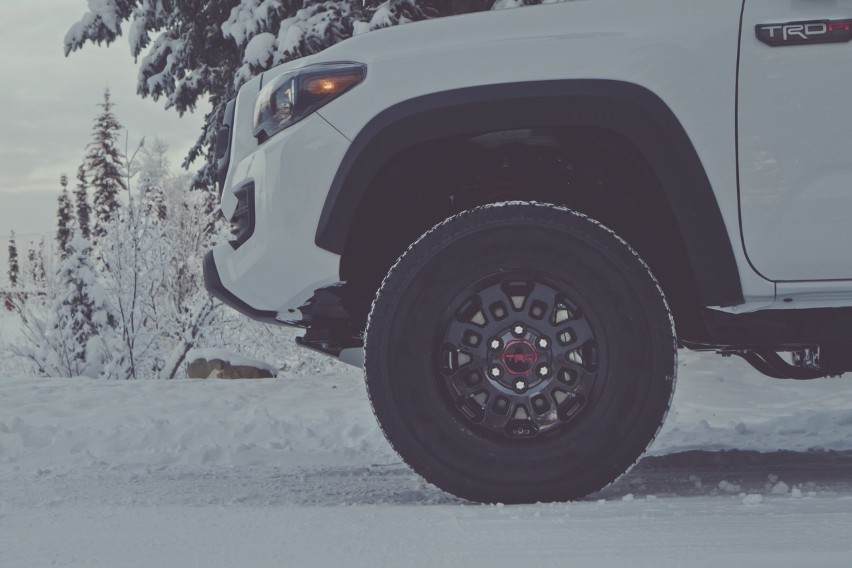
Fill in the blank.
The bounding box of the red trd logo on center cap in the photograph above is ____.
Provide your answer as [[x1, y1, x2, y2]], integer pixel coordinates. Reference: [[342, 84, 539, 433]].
[[501, 340, 538, 375]]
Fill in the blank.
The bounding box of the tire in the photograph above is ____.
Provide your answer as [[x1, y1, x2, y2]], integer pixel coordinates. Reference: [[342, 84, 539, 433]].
[[365, 202, 677, 503]]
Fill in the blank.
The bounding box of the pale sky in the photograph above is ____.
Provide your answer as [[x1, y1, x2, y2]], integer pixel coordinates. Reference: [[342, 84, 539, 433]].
[[0, 1, 207, 242]]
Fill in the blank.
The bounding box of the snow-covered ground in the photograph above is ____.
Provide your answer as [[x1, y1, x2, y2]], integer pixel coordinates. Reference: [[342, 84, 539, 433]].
[[2, 343, 852, 566]]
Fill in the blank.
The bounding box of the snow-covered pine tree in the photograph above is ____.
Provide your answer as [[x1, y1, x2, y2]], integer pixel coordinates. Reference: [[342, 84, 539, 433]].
[[67, 1, 242, 195], [56, 174, 74, 259], [27, 241, 47, 289], [138, 138, 169, 221], [50, 236, 117, 377], [7, 230, 19, 287], [25, 246, 35, 286], [33, 237, 47, 286], [14, 236, 117, 377], [74, 164, 92, 240], [25, 246, 36, 287], [85, 89, 126, 239]]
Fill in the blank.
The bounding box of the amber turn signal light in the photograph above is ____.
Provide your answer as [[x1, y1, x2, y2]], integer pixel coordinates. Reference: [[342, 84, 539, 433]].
[[306, 73, 363, 95]]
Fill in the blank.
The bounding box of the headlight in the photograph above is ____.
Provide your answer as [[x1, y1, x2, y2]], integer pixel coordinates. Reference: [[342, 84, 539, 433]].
[[252, 62, 366, 140]]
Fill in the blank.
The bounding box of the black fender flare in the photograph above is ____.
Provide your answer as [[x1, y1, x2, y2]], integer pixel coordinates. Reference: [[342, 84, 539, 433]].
[[315, 79, 743, 308]]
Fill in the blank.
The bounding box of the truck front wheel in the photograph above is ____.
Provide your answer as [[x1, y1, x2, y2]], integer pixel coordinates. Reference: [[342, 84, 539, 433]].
[[365, 202, 676, 503]]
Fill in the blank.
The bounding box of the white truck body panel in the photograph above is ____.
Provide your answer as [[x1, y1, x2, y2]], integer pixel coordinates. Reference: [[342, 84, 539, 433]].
[[739, 0, 852, 282], [213, 0, 852, 319]]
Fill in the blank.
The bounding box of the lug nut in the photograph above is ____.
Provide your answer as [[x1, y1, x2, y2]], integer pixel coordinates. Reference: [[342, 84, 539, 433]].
[[536, 337, 550, 350], [490, 366, 503, 378], [490, 338, 502, 350], [514, 380, 527, 392], [537, 365, 550, 378], [512, 324, 525, 337]]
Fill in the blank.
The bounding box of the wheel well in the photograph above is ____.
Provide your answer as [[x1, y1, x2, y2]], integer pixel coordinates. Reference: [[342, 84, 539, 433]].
[[341, 127, 707, 340]]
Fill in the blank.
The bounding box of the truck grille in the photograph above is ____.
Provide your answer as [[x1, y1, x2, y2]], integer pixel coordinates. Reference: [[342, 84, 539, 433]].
[[216, 99, 237, 198], [230, 182, 255, 247]]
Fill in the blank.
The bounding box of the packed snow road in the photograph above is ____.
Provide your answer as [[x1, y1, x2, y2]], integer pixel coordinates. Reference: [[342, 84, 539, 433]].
[[2, 351, 852, 567]]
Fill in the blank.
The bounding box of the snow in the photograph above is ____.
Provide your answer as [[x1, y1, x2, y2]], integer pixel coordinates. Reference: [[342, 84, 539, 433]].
[[652, 354, 852, 454], [5, 350, 852, 475], [3, 349, 852, 565], [223, 0, 281, 45], [3, 498, 848, 568], [242, 32, 276, 67], [366, 5, 400, 30], [64, 0, 125, 56], [64, 12, 101, 55], [0, 370, 385, 473]]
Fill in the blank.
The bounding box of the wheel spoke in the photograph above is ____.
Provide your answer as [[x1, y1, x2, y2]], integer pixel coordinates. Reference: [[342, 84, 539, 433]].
[[522, 282, 557, 321], [457, 390, 490, 423], [440, 343, 484, 376], [558, 360, 596, 391], [454, 294, 489, 327], [500, 280, 534, 313], [548, 322, 593, 359], [483, 397, 513, 431], [544, 293, 582, 324], [555, 320, 593, 349], [443, 325, 471, 348], [446, 368, 486, 397]]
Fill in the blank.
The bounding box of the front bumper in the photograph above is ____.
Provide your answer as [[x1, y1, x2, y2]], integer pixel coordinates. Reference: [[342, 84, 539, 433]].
[[205, 112, 350, 322]]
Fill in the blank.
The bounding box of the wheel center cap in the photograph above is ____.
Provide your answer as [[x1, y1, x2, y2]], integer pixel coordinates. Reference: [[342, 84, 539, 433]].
[[501, 340, 538, 375]]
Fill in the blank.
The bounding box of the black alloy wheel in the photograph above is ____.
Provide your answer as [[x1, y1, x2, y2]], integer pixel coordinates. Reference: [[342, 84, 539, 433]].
[[438, 274, 600, 443], [365, 202, 676, 503]]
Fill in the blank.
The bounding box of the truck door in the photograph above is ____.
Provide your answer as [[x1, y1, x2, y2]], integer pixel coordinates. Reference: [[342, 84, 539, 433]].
[[738, 0, 852, 281]]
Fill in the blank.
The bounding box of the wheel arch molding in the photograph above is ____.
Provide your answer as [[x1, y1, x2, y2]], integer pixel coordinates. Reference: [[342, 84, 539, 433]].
[[316, 79, 744, 309]]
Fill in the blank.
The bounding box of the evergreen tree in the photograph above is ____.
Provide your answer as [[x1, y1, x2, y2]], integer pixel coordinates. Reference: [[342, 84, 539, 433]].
[[67, 1, 241, 194], [49, 236, 117, 377], [25, 237, 48, 287], [13, 230, 131, 379], [56, 174, 74, 259], [74, 164, 92, 240], [7, 230, 19, 287], [26, 244, 38, 286], [85, 89, 126, 239], [138, 137, 171, 221]]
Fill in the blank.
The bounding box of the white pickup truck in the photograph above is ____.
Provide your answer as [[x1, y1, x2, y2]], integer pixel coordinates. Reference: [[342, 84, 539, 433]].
[[205, 0, 852, 503]]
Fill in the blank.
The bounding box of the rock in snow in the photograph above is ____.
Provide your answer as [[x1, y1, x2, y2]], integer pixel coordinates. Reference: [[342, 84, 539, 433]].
[[186, 348, 278, 379], [742, 494, 763, 505]]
